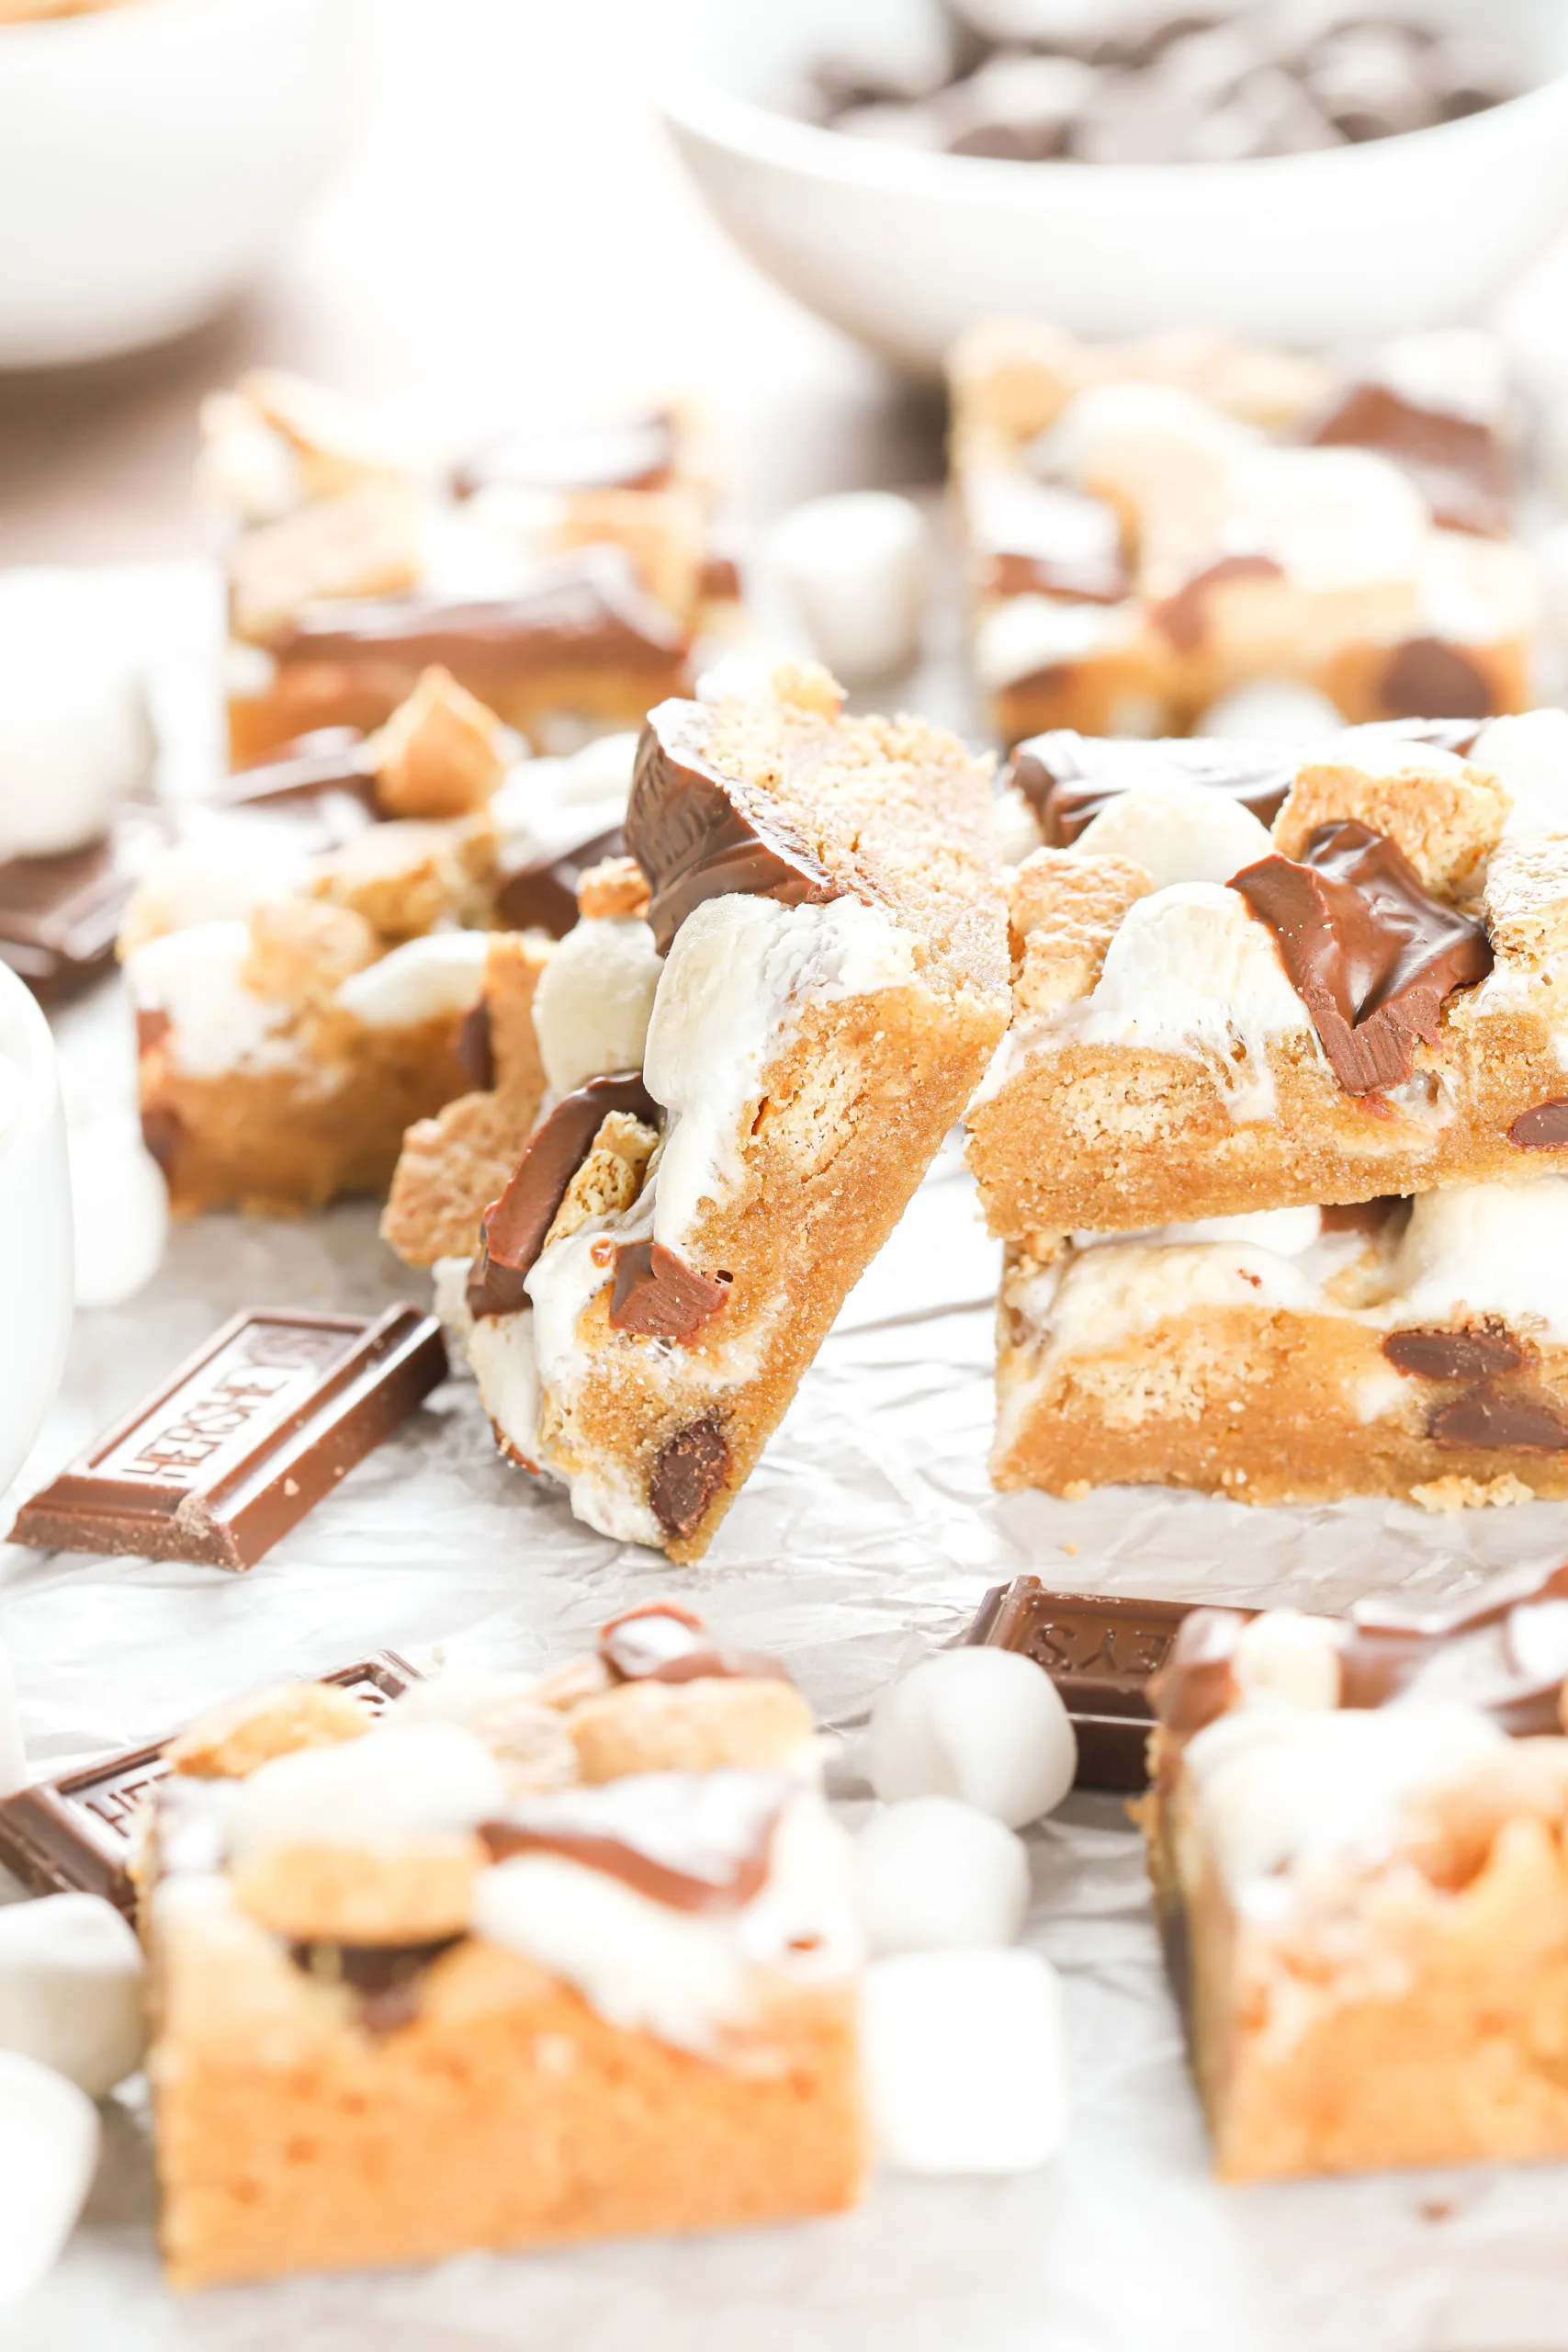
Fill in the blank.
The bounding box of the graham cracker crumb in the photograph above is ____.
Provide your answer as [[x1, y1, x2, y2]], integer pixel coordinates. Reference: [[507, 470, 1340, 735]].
[[567, 1677, 815, 1781], [1010, 848, 1152, 1016], [543, 1113, 658, 1251], [372, 666, 510, 820], [577, 856, 650, 922], [1060, 1479, 1092, 1502], [1410, 1473, 1533, 1513], [242, 897, 378, 1010], [1483, 835, 1568, 967], [306, 819, 483, 943]]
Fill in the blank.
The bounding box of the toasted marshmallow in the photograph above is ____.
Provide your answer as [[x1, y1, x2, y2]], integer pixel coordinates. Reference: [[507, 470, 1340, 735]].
[[531, 915, 661, 1098], [1071, 782, 1273, 888], [336, 932, 490, 1028], [1391, 1180, 1568, 1344], [123, 922, 290, 1080]]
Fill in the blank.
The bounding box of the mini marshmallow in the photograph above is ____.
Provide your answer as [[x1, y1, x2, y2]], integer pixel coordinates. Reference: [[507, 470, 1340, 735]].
[[1167, 1204, 1324, 1256], [122, 922, 290, 1080], [857, 1798, 1030, 1956], [766, 492, 928, 683], [0, 1895, 145, 2098], [0, 2051, 99, 2305], [531, 915, 661, 1097], [1196, 679, 1346, 741], [67, 1114, 168, 1310], [335, 931, 491, 1028], [1031, 379, 1258, 488], [1472, 707, 1568, 841], [225, 1722, 504, 1859], [868, 1647, 1077, 1829], [1071, 782, 1273, 888], [863, 1949, 1067, 2175], [1392, 1179, 1568, 1347], [1229, 1610, 1343, 1713], [0, 571, 154, 861]]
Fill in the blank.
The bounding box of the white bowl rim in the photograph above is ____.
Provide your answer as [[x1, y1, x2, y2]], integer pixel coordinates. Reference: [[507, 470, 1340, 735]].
[[0, 0, 307, 56], [0, 967, 58, 1172], [658, 33, 1568, 201]]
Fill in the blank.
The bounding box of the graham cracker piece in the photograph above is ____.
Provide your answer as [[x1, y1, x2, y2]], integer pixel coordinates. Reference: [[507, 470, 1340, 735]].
[[228, 479, 423, 644], [1483, 835, 1568, 967], [541, 1112, 658, 1251], [1273, 753, 1511, 895], [306, 819, 482, 942], [566, 1677, 816, 1781], [167, 1681, 374, 1781], [1009, 847, 1152, 1017], [372, 666, 510, 820], [242, 897, 378, 1010], [380, 1089, 532, 1265], [229, 1836, 482, 1945], [577, 856, 649, 921]]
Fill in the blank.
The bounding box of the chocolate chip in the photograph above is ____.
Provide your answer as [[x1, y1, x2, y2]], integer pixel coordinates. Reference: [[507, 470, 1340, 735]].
[[454, 1000, 494, 1093], [1428, 1386, 1568, 1453], [649, 1416, 731, 1539], [1380, 639, 1495, 720], [1383, 1323, 1525, 1382], [1509, 1101, 1568, 1150], [608, 1241, 729, 1343]]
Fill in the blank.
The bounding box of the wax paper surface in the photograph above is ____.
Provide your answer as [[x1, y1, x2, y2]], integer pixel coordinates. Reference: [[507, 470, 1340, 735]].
[[4, 570, 1568, 2352]]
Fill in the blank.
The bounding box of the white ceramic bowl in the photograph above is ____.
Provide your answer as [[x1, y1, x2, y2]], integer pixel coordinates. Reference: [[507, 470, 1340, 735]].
[[659, 0, 1568, 376], [0, 969, 73, 1499], [0, 0, 365, 369]]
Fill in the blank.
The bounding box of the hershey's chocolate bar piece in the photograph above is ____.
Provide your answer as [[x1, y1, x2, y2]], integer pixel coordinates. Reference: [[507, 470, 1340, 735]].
[[0, 831, 138, 1002], [9, 1306, 446, 1571], [966, 1576, 1196, 1789], [0, 1654, 418, 1913]]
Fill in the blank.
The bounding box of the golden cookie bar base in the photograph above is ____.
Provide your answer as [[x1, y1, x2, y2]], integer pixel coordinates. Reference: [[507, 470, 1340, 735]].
[[993, 1290, 1568, 1509]]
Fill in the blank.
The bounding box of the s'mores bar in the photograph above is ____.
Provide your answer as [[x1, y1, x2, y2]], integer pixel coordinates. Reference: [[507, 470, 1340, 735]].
[[1143, 1566, 1568, 2178], [996, 1183, 1568, 1508], [146, 1603, 864, 2286], [967, 710, 1568, 1236], [122, 677, 647, 1215], [950, 318, 1535, 743], [201, 371, 742, 764], [389, 665, 1009, 1558]]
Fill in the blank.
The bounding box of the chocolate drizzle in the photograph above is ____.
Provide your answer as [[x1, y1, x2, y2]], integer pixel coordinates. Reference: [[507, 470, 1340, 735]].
[[1230, 819, 1493, 1093], [599, 1601, 792, 1687], [649, 1417, 730, 1538], [1009, 730, 1297, 844], [495, 824, 626, 940], [626, 701, 846, 955], [1151, 553, 1283, 651], [467, 1071, 660, 1319], [1307, 380, 1513, 539], [288, 1934, 464, 2035], [480, 1768, 787, 1913], [1510, 1101, 1568, 1151], [453, 412, 678, 501], [608, 1240, 729, 1342]]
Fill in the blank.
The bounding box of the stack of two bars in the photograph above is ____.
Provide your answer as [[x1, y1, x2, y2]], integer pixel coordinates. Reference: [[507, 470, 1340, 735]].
[[965, 706, 1568, 1511]]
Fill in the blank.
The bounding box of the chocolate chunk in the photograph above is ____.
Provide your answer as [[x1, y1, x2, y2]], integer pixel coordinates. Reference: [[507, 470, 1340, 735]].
[[0, 1654, 417, 1913], [1151, 554, 1284, 652], [288, 1932, 464, 2034], [8, 1306, 446, 1571], [494, 823, 626, 940], [649, 1417, 730, 1540], [1428, 1385, 1568, 1453], [0, 827, 146, 1003], [1382, 1322, 1524, 1381], [966, 469, 1129, 604], [608, 1240, 729, 1342], [453, 411, 678, 501], [599, 1601, 792, 1687], [1510, 1101, 1568, 1150], [1307, 379, 1513, 538], [481, 1768, 787, 1914], [1009, 729, 1295, 842], [1231, 818, 1492, 1094], [1380, 637, 1495, 720], [1320, 1196, 1406, 1237], [467, 1072, 659, 1319], [454, 999, 494, 1092], [626, 701, 847, 955], [966, 1576, 1199, 1788]]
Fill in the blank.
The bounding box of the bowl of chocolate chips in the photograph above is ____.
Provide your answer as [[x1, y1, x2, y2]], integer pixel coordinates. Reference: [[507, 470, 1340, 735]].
[[659, 0, 1568, 372]]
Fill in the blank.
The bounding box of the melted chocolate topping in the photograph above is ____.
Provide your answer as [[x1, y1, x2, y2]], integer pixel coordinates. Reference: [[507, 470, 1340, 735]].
[[649, 1417, 730, 1539], [480, 1768, 788, 1913], [1382, 1322, 1524, 1382], [1380, 637, 1495, 720], [1510, 1101, 1568, 1151], [1009, 730, 1296, 843], [1151, 553, 1283, 652], [626, 701, 846, 955], [1307, 379, 1513, 539], [288, 1934, 464, 2035], [453, 411, 678, 501], [495, 823, 626, 940], [1428, 1386, 1568, 1453], [599, 1601, 793, 1687], [1230, 819, 1493, 1094], [467, 1072, 659, 1320], [608, 1240, 729, 1342], [966, 469, 1130, 605]]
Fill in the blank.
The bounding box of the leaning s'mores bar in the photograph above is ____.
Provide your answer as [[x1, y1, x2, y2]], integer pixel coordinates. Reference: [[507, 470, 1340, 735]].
[[967, 710, 1568, 1235], [1142, 1566, 1568, 2179], [394, 666, 1009, 1558], [202, 371, 740, 763], [146, 1603, 863, 2286], [950, 318, 1535, 743]]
